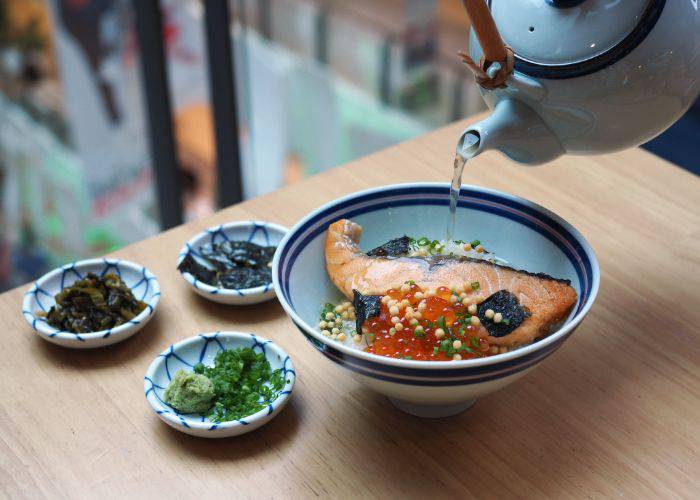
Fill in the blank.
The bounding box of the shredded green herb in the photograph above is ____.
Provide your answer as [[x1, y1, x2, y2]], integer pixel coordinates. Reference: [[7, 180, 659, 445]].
[[192, 347, 286, 422], [320, 303, 336, 318], [471, 281, 480, 291], [470, 239, 481, 247], [440, 338, 455, 356], [470, 336, 481, 349]]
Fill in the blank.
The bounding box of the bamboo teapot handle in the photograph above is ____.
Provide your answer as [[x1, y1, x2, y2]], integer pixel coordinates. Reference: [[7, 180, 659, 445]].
[[460, 0, 514, 89]]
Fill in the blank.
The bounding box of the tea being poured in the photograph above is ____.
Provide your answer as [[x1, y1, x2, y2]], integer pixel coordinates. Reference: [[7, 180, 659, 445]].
[[446, 132, 480, 242]]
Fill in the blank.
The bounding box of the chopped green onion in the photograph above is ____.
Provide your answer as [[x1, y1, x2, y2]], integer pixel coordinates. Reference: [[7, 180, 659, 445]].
[[320, 303, 336, 317], [471, 281, 480, 291], [470, 239, 481, 247], [433, 346, 439, 355], [439, 339, 453, 354]]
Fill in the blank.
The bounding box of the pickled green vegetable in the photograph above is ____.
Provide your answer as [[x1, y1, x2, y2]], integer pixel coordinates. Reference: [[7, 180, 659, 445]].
[[43, 273, 146, 333]]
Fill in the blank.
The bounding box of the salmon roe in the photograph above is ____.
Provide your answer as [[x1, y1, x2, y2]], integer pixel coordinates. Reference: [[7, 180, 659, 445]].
[[363, 283, 496, 361]]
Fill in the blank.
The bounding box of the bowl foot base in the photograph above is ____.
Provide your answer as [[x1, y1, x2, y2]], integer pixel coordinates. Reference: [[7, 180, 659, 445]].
[[388, 398, 476, 418]]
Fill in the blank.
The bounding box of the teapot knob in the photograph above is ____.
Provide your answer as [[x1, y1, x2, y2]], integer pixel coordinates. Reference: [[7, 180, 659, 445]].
[[545, 0, 586, 7]]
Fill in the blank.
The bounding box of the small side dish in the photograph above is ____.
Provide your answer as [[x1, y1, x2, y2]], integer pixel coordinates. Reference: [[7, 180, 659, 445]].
[[145, 331, 295, 438], [23, 259, 160, 349], [177, 221, 288, 305]]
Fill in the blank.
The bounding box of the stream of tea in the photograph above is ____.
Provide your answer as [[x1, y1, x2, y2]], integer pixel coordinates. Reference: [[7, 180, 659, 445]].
[[446, 132, 480, 241]]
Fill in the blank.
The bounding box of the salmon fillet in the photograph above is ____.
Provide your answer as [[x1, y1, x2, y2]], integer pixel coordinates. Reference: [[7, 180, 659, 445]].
[[325, 219, 578, 347]]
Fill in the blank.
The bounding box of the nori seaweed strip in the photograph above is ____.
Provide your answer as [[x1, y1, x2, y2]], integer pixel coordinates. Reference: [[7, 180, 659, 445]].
[[353, 289, 382, 333], [477, 290, 532, 338], [177, 253, 217, 285], [367, 236, 411, 257]]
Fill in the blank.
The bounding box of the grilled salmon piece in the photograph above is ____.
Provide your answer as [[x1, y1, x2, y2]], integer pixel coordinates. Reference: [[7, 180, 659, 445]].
[[325, 219, 577, 347]]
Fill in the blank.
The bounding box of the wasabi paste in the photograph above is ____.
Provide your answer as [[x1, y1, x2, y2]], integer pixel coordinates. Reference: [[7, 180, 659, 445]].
[[164, 369, 215, 414]]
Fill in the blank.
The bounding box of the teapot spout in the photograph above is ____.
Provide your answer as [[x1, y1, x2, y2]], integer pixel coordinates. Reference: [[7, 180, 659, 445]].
[[458, 99, 564, 165]]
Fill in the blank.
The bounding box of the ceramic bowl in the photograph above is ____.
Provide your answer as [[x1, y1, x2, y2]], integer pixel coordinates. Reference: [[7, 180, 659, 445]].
[[273, 183, 599, 418], [177, 221, 288, 305], [22, 259, 160, 349], [144, 331, 295, 438]]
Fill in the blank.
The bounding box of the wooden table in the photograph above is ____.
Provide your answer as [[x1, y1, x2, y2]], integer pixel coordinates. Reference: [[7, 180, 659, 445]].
[[2, 118, 698, 498]]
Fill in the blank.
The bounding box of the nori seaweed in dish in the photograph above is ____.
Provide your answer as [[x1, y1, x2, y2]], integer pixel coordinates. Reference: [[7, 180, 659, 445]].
[[178, 241, 276, 289], [477, 290, 532, 338], [367, 236, 411, 257], [353, 289, 382, 333]]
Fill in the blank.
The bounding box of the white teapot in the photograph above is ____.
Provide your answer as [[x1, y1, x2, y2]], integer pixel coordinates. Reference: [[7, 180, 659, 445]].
[[460, 0, 700, 164]]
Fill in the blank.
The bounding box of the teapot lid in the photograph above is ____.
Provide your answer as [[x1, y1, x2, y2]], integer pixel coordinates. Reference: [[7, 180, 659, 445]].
[[489, 0, 666, 78]]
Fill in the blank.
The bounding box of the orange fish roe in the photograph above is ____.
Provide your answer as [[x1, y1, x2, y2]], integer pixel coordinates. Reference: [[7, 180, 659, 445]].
[[364, 283, 495, 361]]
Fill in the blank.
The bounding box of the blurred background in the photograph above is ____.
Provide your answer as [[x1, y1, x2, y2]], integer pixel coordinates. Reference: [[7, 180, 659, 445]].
[[0, 0, 697, 292]]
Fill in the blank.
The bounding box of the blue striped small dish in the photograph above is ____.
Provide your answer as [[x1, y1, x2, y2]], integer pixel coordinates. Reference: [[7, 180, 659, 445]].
[[22, 258, 160, 349], [144, 331, 295, 438], [272, 183, 600, 417], [177, 221, 288, 305]]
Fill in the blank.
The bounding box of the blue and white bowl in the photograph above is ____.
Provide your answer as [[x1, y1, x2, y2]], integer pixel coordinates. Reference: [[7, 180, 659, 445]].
[[177, 221, 288, 305], [22, 259, 160, 349], [144, 331, 296, 438], [273, 183, 600, 417]]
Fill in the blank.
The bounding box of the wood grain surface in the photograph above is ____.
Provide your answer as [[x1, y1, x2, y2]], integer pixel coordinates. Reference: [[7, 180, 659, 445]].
[[1, 117, 698, 498]]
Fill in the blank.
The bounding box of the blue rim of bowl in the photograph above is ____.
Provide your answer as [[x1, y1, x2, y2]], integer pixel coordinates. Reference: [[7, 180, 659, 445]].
[[21, 258, 161, 342], [177, 221, 289, 297], [272, 182, 600, 385], [144, 331, 296, 431]]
